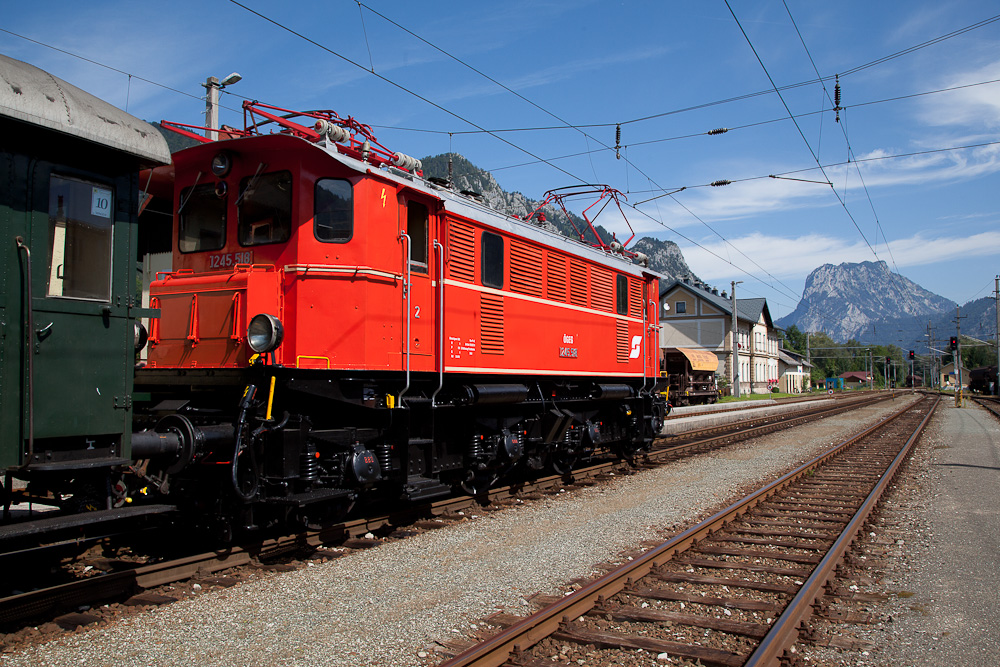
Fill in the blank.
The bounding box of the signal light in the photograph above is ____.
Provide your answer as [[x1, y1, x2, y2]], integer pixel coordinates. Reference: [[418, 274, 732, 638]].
[[949, 336, 958, 351], [909, 350, 915, 360]]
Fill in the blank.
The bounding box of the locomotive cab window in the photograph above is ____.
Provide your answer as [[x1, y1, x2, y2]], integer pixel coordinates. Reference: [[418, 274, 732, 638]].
[[616, 274, 628, 315], [407, 201, 429, 274], [178, 183, 226, 253], [238, 170, 292, 246], [315, 178, 353, 242], [46, 175, 113, 301], [481, 231, 504, 289]]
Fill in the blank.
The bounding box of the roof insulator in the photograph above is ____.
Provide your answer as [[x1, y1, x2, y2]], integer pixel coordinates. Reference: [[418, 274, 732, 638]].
[[710, 180, 731, 187], [707, 127, 729, 135]]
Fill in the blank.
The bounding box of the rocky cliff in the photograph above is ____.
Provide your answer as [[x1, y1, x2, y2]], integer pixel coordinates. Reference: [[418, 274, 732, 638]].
[[775, 261, 956, 342]]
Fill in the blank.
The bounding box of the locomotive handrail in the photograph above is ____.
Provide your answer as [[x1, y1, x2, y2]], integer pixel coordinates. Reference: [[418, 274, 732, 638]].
[[399, 231, 412, 403], [14, 237, 34, 469], [230, 292, 244, 344], [149, 296, 161, 345], [155, 269, 195, 281], [432, 239, 445, 408], [283, 264, 401, 283]]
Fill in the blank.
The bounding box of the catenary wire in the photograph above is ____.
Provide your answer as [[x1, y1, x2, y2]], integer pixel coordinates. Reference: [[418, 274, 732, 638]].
[[780, 0, 918, 317]]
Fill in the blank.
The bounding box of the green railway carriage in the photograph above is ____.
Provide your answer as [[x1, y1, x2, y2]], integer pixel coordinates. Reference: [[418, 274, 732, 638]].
[[0, 54, 170, 506]]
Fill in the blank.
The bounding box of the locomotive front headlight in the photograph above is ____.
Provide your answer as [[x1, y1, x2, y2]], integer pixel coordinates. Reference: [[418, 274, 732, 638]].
[[134, 321, 149, 351], [211, 151, 232, 177], [247, 313, 284, 353]]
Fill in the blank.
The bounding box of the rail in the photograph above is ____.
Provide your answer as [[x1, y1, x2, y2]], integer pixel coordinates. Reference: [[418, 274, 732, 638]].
[[438, 394, 937, 666]]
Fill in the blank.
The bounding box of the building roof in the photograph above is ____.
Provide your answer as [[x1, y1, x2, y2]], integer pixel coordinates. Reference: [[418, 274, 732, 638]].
[[660, 279, 775, 328], [838, 371, 871, 381], [778, 348, 813, 368]]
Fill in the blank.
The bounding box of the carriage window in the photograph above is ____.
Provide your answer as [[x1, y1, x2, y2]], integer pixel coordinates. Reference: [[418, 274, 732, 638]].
[[46, 175, 113, 301], [178, 183, 226, 253], [238, 170, 292, 246], [407, 201, 429, 274], [315, 178, 353, 242], [481, 231, 504, 289], [616, 275, 628, 315]]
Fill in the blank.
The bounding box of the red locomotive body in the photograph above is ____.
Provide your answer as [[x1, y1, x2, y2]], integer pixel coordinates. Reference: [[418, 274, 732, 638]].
[[134, 105, 666, 530]]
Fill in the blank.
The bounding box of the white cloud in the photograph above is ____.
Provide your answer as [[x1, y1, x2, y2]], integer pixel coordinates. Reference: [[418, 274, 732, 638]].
[[682, 230, 1000, 283], [918, 60, 1000, 130]]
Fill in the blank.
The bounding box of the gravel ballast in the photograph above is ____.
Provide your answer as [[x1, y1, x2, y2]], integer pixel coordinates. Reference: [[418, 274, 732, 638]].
[[798, 399, 1000, 667], [1, 396, 918, 667]]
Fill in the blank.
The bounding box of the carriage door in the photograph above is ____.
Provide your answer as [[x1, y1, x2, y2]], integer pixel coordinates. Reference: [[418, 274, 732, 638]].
[[403, 198, 435, 363], [23, 170, 132, 464]]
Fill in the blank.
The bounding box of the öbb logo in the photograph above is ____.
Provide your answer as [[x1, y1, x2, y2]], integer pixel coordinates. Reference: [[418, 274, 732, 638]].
[[629, 336, 642, 359]]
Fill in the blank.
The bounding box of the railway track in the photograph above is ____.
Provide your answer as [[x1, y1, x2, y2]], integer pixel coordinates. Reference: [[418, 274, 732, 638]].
[[662, 392, 845, 421], [437, 394, 938, 667], [972, 395, 1000, 420], [0, 392, 893, 635], [653, 392, 891, 449]]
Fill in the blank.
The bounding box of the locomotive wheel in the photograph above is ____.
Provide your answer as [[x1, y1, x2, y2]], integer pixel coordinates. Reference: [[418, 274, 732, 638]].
[[459, 472, 496, 497], [550, 451, 577, 476]]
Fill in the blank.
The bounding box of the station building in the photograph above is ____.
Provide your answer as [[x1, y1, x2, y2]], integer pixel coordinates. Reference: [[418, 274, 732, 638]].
[[659, 278, 780, 395]]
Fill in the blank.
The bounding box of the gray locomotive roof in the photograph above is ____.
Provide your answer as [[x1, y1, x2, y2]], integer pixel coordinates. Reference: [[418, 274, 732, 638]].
[[308, 137, 659, 280], [0, 54, 170, 165]]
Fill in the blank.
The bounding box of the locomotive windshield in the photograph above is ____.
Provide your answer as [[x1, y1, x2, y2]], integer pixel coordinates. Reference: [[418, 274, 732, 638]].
[[314, 178, 353, 243], [178, 183, 226, 253], [46, 175, 113, 301], [238, 170, 292, 246]]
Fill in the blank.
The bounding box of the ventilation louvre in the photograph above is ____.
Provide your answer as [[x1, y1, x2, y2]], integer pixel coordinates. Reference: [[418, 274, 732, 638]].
[[629, 279, 643, 317], [616, 320, 629, 363], [546, 255, 567, 302], [448, 221, 475, 282], [591, 268, 614, 312], [570, 261, 587, 307], [481, 293, 504, 355], [510, 241, 543, 296]]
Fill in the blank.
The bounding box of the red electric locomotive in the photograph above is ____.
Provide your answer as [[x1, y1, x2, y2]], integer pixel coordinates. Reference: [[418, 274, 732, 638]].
[[132, 103, 666, 531]]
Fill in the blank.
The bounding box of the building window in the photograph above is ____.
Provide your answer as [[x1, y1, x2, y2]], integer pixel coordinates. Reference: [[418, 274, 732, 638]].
[[675, 301, 687, 314], [481, 231, 504, 289]]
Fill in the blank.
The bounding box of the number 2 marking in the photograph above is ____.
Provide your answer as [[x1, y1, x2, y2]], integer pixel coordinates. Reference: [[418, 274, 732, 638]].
[[414, 305, 421, 319]]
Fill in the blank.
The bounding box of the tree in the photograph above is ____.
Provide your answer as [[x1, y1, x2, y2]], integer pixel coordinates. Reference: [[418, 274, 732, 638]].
[[782, 325, 807, 353]]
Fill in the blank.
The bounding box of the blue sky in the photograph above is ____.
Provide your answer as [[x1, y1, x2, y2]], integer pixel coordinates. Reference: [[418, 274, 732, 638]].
[[3, 0, 999, 320]]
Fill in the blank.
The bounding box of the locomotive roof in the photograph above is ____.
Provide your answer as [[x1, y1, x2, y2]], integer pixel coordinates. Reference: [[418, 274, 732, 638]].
[[0, 53, 171, 165], [306, 135, 661, 280]]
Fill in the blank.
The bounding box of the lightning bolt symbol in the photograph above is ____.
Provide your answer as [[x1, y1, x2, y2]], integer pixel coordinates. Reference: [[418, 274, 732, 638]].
[[381, 188, 386, 208]]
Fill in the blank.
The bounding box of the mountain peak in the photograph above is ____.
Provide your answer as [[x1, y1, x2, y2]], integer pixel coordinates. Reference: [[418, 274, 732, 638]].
[[777, 261, 956, 341]]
